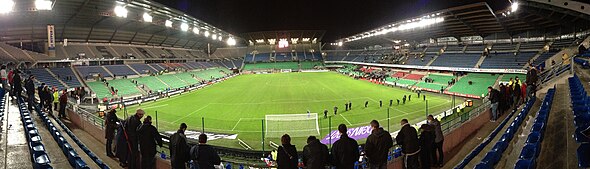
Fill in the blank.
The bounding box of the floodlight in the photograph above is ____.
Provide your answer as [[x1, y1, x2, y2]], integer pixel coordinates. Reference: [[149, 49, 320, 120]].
[[204, 31, 210, 37], [36, 0, 53, 10], [193, 27, 199, 34], [114, 5, 128, 18], [0, 0, 15, 14], [143, 13, 152, 22], [218, 35, 223, 41], [165, 20, 173, 27], [511, 2, 519, 12], [212, 34, 217, 40], [180, 23, 189, 31], [227, 37, 236, 46], [338, 42, 343, 47]]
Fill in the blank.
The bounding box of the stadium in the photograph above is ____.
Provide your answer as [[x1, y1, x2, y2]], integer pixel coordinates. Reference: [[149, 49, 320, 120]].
[[0, 0, 589, 168]]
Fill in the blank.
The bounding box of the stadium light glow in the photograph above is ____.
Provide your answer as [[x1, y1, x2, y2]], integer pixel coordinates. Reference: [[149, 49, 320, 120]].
[[165, 20, 173, 27], [255, 39, 265, 43], [338, 41, 343, 47], [204, 31, 210, 37], [227, 37, 237, 46], [35, 0, 53, 10], [180, 23, 189, 31], [0, 0, 15, 14], [212, 34, 218, 40], [114, 5, 128, 18], [218, 35, 223, 41], [142, 13, 153, 22], [268, 39, 276, 45], [192, 27, 199, 34], [511, 2, 519, 12], [345, 16, 444, 42]]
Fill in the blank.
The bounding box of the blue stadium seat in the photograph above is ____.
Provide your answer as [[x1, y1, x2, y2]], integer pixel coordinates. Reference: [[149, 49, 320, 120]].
[[519, 144, 538, 160], [481, 151, 500, 165], [74, 157, 90, 169], [526, 131, 541, 145], [531, 123, 544, 133], [492, 141, 507, 153], [578, 143, 590, 168], [515, 159, 535, 169], [474, 162, 491, 169]]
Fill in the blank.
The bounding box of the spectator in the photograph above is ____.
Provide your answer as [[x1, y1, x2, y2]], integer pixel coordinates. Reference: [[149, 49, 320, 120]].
[[191, 134, 221, 169], [488, 86, 500, 122], [277, 134, 298, 169], [25, 75, 35, 111], [418, 124, 435, 169], [427, 115, 444, 167], [37, 83, 45, 110], [512, 77, 522, 108], [526, 66, 538, 100], [53, 89, 60, 111], [365, 120, 393, 169], [395, 119, 420, 169], [58, 90, 68, 118], [125, 109, 145, 169], [170, 123, 190, 169], [116, 119, 129, 167], [104, 109, 119, 157], [42, 86, 53, 112], [303, 136, 329, 169], [331, 124, 360, 169], [11, 70, 22, 99], [138, 116, 163, 168], [0, 65, 6, 91]]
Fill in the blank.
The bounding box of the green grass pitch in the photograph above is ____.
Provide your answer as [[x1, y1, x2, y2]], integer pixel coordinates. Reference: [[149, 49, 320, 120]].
[[121, 72, 457, 150]]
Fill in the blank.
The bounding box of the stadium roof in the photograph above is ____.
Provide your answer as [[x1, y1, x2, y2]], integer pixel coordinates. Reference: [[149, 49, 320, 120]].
[[241, 30, 325, 45], [0, 0, 239, 49], [338, 1, 590, 49]]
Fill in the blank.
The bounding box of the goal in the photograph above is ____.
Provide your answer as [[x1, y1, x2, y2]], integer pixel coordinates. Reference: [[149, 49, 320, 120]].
[[265, 113, 320, 138]]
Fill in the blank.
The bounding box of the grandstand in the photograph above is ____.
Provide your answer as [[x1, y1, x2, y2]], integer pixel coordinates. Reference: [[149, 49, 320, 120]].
[[0, 0, 589, 168]]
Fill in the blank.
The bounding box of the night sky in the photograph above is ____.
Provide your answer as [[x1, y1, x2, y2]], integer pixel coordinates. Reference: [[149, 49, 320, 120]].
[[153, 0, 513, 42]]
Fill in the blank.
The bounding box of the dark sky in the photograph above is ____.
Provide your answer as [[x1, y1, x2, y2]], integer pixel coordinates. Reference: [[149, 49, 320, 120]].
[[153, 0, 512, 42]]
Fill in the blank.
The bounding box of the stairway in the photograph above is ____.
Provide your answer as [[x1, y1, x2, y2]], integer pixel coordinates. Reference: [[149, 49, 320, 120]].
[[475, 55, 486, 68], [100, 66, 114, 77], [425, 55, 438, 66], [126, 64, 141, 75]]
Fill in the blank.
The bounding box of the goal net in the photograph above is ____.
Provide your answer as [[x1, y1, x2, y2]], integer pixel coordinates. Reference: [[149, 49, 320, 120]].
[[265, 113, 320, 138]]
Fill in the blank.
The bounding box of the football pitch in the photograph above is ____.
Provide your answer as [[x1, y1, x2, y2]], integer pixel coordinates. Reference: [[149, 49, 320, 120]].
[[121, 72, 459, 150]]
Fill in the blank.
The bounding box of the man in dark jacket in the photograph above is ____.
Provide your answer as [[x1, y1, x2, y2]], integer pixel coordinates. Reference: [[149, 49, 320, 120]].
[[12, 70, 22, 99], [25, 75, 35, 111], [427, 115, 444, 167], [365, 120, 393, 169], [194, 134, 221, 169], [37, 83, 45, 110], [277, 134, 298, 169], [105, 109, 119, 157], [125, 109, 144, 169], [418, 124, 435, 169], [138, 116, 163, 169], [303, 136, 329, 169], [331, 124, 360, 169], [170, 123, 190, 169], [525, 66, 538, 101], [395, 119, 419, 169], [488, 86, 500, 122]]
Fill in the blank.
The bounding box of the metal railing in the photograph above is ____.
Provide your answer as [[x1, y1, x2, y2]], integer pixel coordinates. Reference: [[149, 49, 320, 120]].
[[441, 100, 491, 135]]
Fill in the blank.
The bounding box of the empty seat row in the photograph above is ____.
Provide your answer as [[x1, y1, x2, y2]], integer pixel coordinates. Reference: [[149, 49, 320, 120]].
[[568, 75, 590, 168], [514, 88, 555, 169], [16, 97, 53, 169], [474, 97, 537, 169], [51, 112, 110, 169], [454, 105, 523, 169]]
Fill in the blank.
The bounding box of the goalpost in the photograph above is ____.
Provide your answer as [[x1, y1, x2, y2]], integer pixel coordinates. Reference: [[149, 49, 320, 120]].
[[265, 113, 320, 138]]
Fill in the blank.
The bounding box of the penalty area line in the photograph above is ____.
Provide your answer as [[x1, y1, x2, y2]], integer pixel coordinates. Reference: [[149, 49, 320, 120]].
[[340, 114, 352, 125], [231, 118, 242, 131]]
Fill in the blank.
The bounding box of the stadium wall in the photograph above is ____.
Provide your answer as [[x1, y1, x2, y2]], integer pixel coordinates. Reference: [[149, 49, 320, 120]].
[[66, 108, 172, 168]]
